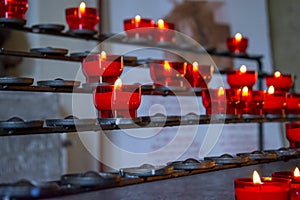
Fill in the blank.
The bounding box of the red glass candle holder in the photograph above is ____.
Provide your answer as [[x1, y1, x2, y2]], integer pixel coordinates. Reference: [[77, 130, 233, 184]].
[[65, 3, 99, 31], [93, 84, 142, 118], [185, 62, 214, 89], [234, 177, 290, 200], [286, 123, 300, 148], [237, 89, 265, 115], [149, 61, 188, 87], [0, 0, 28, 20], [82, 52, 124, 83], [227, 66, 257, 89], [201, 88, 240, 115], [124, 15, 154, 40], [263, 89, 286, 115], [273, 171, 300, 200], [227, 33, 248, 53], [152, 19, 175, 43], [266, 71, 293, 92], [286, 93, 300, 115]]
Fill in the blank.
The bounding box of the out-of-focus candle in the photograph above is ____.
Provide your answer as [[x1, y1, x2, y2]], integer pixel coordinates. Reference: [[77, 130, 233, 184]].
[[237, 86, 252, 114], [286, 122, 300, 148], [266, 71, 293, 92], [227, 65, 258, 89], [226, 33, 249, 53], [65, 2, 99, 31], [286, 93, 300, 115], [93, 78, 142, 118], [248, 90, 265, 115], [235, 170, 290, 200], [185, 62, 214, 89], [263, 85, 286, 115], [82, 51, 124, 83], [0, 0, 28, 20], [123, 15, 154, 40], [152, 19, 175, 43]]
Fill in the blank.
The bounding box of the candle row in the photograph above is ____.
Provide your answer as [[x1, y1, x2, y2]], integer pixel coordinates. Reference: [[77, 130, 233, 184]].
[[235, 168, 300, 200]]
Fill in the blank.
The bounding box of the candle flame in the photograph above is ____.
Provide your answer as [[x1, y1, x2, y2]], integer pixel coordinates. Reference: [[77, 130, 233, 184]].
[[240, 65, 247, 73], [79, 2, 86, 13], [274, 71, 281, 78], [100, 51, 107, 60], [294, 167, 300, 177], [217, 87, 225, 97], [164, 61, 171, 72], [114, 78, 122, 90], [253, 170, 262, 184], [135, 15, 141, 23], [192, 62, 199, 72], [157, 19, 165, 29], [235, 33, 243, 42], [242, 86, 249, 97], [267, 85, 275, 94]]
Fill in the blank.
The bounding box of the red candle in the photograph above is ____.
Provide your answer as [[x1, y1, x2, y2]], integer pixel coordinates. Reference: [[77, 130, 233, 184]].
[[266, 71, 293, 92], [227, 65, 258, 89], [123, 15, 154, 40], [263, 86, 286, 115], [82, 51, 124, 84], [248, 90, 265, 115], [235, 170, 290, 200], [186, 62, 214, 89], [227, 33, 249, 53], [149, 61, 188, 87], [65, 2, 99, 31], [286, 93, 300, 115], [272, 167, 300, 200], [201, 87, 240, 115], [286, 123, 300, 148], [0, 0, 28, 20], [237, 86, 252, 114], [152, 19, 175, 43], [93, 78, 142, 118]]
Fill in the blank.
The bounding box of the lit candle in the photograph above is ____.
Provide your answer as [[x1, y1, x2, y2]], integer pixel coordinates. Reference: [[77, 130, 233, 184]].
[[237, 86, 252, 114], [263, 85, 286, 115], [286, 122, 300, 148], [123, 15, 154, 39], [185, 62, 214, 89], [0, 0, 28, 20], [227, 65, 258, 89], [65, 2, 99, 31], [247, 90, 265, 115], [266, 71, 293, 92], [82, 51, 124, 84], [235, 170, 290, 200], [152, 19, 175, 43], [226, 33, 249, 53]]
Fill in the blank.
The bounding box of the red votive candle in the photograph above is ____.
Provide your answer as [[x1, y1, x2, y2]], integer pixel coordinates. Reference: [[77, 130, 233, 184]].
[[266, 71, 293, 92], [93, 79, 142, 118], [286, 93, 300, 115], [186, 62, 214, 89], [227, 33, 248, 53], [227, 65, 257, 89], [286, 123, 300, 148], [152, 19, 175, 43], [263, 86, 286, 115], [248, 90, 265, 115], [272, 167, 300, 200], [149, 60, 188, 87], [235, 170, 290, 200], [82, 51, 124, 84], [65, 2, 99, 31], [0, 0, 28, 20], [201, 87, 240, 115], [124, 15, 154, 40]]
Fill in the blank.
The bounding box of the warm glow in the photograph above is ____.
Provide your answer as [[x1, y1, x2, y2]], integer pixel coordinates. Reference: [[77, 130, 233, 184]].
[[274, 71, 281, 78], [242, 86, 249, 97], [252, 170, 262, 184], [164, 61, 171, 72], [100, 51, 107, 60], [240, 65, 247, 73], [267, 85, 275, 94], [135, 15, 141, 23], [235, 33, 243, 42], [294, 167, 300, 177], [192, 62, 199, 72], [114, 78, 122, 90], [79, 2, 86, 13], [157, 19, 165, 29], [217, 87, 225, 97]]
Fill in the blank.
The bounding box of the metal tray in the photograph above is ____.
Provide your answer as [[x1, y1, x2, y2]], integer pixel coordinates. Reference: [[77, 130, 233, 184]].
[[30, 47, 68, 56], [204, 154, 249, 164], [37, 78, 81, 88], [0, 117, 44, 129], [32, 24, 65, 33], [237, 150, 278, 160], [264, 148, 300, 158], [0, 77, 34, 86], [0, 18, 26, 26], [98, 118, 141, 128], [120, 164, 173, 177], [67, 29, 97, 36], [168, 158, 216, 170], [46, 116, 96, 127], [70, 51, 91, 59]]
